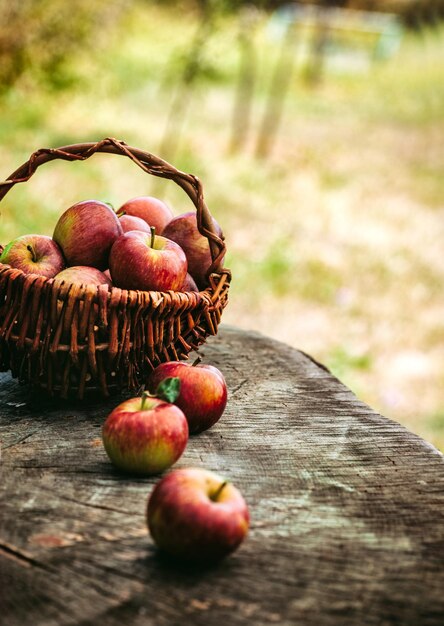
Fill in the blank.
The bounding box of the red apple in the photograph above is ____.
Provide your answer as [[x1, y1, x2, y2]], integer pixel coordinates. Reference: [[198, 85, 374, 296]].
[[181, 273, 199, 292], [102, 390, 188, 475], [54, 266, 112, 287], [118, 196, 174, 234], [109, 228, 187, 292], [53, 200, 123, 270], [118, 214, 152, 234], [147, 467, 249, 562], [0, 234, 65, 278], [162, 212, 224, 289], [147, 358, 227, 434]]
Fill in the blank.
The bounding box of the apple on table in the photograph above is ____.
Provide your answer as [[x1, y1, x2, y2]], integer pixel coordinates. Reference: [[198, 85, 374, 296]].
[[102, 379, 188, 476], [147, 467, 249, 562], [147, 357, 227, 434], [0, 234, 65, 278]]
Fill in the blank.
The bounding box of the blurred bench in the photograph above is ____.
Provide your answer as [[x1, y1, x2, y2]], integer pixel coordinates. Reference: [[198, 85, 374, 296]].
[[269, 3, 403, 76]]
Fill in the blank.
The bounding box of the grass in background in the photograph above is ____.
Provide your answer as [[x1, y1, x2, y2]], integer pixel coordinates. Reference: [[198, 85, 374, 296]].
[[0, 4, 443, 448]]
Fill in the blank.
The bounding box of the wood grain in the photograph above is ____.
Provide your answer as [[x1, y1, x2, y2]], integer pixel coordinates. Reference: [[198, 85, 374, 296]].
[[1, 325, 443, 625]]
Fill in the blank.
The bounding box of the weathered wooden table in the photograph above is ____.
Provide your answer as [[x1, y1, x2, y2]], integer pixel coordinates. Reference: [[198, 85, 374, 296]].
[[1, 325, 443, 625]]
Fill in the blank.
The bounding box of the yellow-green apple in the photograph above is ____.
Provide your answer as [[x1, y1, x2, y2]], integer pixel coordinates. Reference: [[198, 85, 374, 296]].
[[118, 214, 152, 234], [147, 358, 227, 434], [147, 467, 249, 562], [102, 382, 188, 475], [0, 234, 65, 278], [109, 228, 187, 292], [53, 200, 123, 270], [54, 266, 112, 287], [118, 196, 174, 234], [181, 272, 199, 292], [162, 212, 224, 289]]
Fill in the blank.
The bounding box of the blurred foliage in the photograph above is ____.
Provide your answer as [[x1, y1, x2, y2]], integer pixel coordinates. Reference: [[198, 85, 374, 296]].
[[0, 0, 125, 92], [0, 0, 441, 94]]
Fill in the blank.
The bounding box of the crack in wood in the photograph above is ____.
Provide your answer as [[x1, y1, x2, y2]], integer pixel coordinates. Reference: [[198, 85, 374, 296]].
[[231, 379, 248, 395], [11, 465, 106, 474], [56, 493, 142, 516], [0, 541, 51, 571], [2, 431, 37, 450]]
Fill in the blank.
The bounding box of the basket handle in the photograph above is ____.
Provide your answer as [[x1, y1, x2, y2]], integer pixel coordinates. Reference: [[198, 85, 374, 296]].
[[0, 137, 226, 276]]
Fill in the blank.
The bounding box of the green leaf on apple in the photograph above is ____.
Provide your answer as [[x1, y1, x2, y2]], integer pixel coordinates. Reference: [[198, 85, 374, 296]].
[[155, 377, 181, 404]]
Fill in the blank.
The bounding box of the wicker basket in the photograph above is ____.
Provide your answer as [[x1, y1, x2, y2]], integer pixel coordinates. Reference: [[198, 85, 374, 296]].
[[0, 138, 230, 398]]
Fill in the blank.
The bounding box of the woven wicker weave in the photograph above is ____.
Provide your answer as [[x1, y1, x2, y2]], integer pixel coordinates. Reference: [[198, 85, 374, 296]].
[[0, 138, 230, 398]]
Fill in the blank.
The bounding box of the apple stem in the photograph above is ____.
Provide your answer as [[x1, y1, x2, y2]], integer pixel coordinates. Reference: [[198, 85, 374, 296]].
[[212, 481, 228, 502], [26, 244, 36, 263], [116, 210, 125, 217], [150, 226, 156, 249], [192, 356, 202, 367], [141, 391, 150, 411]]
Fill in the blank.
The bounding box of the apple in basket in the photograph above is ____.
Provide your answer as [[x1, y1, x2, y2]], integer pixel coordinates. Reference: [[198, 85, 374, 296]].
[[181, 273, 199, 292], [0, 234, 65, 278], [118, 196, 174, 234], [147, 467, 250, 562], [162, 212, 224, 289], [109, 227, 187, 292], [102, 379, 188, 475], [118, 214, 152, 234], [54, 266, 112, 287], [147, 357, 227, 434], [53, 200, 123, 270]]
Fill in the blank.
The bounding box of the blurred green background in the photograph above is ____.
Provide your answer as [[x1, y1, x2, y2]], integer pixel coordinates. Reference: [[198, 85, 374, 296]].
[[0, 0, 443, 448]]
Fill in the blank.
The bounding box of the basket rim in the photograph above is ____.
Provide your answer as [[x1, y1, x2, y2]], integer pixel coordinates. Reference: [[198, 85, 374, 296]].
[[0, 260, 231, 306]]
